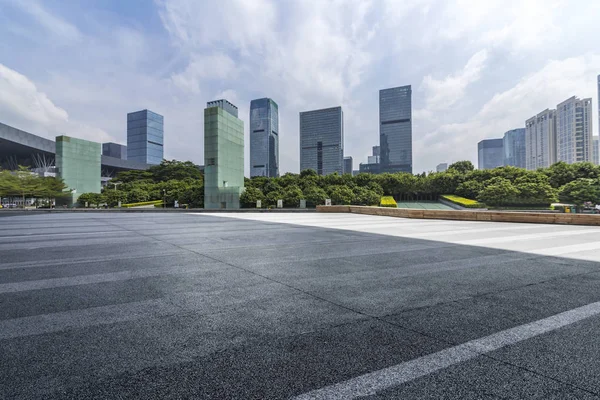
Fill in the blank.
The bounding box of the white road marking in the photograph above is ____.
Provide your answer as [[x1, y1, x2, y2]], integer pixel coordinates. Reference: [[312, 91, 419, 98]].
[[293, 300, 600, 399]]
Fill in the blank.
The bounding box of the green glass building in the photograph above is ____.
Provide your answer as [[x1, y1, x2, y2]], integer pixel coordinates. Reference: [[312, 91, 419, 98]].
[[204, 100, 245, 209], [55, 135, 101, 205]]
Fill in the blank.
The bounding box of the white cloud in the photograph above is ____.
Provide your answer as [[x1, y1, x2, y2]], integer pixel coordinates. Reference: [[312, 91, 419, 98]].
[[9, 0, 81, 43], [420, 49, 488, 111], [0, 63, 111, 143], [171, 53, 238, 94]]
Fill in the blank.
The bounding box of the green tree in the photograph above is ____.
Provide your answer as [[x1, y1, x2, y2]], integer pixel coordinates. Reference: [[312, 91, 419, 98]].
[[544, 162, 576, 188], [352, 187, 380, 206], [265, 190, 284, 207], [558, 178, 600, 208], [329, 185, 354, 205], [476, 177, 518, 206], [104, 190, 127, 207], [282, 185, 303, 207], [303, 186, 328, 207], [448, 160, 475, 174], [240, 186, 265, 208], [455, 180, 484, 199], [127, 187, 150, 203]]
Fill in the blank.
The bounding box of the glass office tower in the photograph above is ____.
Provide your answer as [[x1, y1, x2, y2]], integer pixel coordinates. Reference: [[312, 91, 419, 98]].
[[299, 106, 343, 175], [204, 99, 244, 209], [127, 109, 164, 165], [379, 85, 412, 174], [250, 98, 279, 177], [478, 139, 504, 170], [503, 128, 526, 168], [525, 109, 557, 170], [343, 156, 353, 174]]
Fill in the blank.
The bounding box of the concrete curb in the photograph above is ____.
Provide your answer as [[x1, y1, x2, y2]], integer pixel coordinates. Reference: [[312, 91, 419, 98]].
[[316, 205, 600, 226]]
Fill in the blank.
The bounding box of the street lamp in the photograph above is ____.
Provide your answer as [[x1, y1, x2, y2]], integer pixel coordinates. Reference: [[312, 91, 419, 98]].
[[109, 181, 121, 191], [163, 189, 166, 209]]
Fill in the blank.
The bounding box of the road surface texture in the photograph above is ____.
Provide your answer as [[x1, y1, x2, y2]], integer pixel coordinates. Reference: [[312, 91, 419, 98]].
[[1, 212, 600, 399]]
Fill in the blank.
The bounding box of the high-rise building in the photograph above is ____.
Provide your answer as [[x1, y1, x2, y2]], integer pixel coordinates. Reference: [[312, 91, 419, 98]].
[[102, 142, 127, 160], [299, 106, 343, 175], [250, 98, 279, 177], [593, 136, 599, 165], [379, 85, 412, 174], [343, 156, 353, 174], [204, 99, 244, 209], [372, 146, 380, 157], [127, 109, 164, 165], [503, 128, 526, 168], [436, 163, 448, 172], [525, 109, 557, 170], [55, 136, 101, 205], [556, 96, 593, 164], [478, 139, 504, 170]]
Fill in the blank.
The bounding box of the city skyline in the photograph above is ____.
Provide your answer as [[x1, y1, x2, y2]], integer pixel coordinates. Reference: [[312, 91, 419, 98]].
[[1, 1, 600, 174]]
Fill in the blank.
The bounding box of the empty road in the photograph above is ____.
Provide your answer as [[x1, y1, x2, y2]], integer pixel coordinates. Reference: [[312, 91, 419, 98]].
[[1, 212, 600, 399]]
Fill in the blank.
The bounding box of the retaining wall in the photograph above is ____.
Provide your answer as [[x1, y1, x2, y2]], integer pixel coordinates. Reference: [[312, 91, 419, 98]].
[[316, 205, 600, 226]]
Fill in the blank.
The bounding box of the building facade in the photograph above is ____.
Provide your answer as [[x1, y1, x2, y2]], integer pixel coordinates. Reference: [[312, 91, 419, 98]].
[[372, 146, 380, 157], [379, 85, 412, 174], [204, 100, 244, 209], [503, 128, 526, 168], [436, 163, 448, 172], [525, 109, 557, 170], [593, 136, 599, 166], [102, 142, 127, 160], [556, 96, 593, 164], [55, 136, 101, 205], [299, 106, 343, 175], [478, 139, 504, 170], [127, 109, 164, 165], [249, 98, 279, 177], [343, 156, 353, 174]]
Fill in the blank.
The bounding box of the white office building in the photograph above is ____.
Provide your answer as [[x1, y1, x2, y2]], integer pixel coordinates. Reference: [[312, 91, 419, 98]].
[[525, 109, 557, 170], [556, 96, 593, 164]]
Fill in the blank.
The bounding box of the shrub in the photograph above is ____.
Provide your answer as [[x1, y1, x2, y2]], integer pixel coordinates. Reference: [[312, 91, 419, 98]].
[[379, 196, 397, 208], [441, 194, 485, 208], [121, 200, 163, 208]]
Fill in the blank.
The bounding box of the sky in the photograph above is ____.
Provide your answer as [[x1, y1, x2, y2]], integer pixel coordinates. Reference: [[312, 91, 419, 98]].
[[1, 0, 599, 174]]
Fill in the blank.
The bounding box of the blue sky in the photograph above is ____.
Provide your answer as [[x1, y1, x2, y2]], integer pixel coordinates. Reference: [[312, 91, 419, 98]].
[[1, 0, 599, 174]]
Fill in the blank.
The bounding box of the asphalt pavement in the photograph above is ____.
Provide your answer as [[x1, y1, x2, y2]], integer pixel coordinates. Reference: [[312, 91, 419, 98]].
[[1, 212, 600, 399]]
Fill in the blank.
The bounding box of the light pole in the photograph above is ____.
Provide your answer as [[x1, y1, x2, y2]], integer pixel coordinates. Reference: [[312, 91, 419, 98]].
[[109, 181, 121, 191], [163, 189, 166, 209]]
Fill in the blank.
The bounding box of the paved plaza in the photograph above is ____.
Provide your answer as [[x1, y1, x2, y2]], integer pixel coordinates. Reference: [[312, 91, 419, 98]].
[[2, 212, 600, 399]]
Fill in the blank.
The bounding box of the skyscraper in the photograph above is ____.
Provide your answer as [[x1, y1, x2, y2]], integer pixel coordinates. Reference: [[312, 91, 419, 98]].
[[503, 128, 526, 168], [593, 136, 599, 166], [127, 109, 164, 165], [204, 99, 244, 209], [343, 156, 353, 174], [250, 98, 279, 177], [525, 109, 557, 170], [299, 106, 343, 175], [556, 96, 593, 164], [436, 163, 448, 172], [379, 85, 412, 174], [478, 139, 504, 170], [372, 146, 380, 157]]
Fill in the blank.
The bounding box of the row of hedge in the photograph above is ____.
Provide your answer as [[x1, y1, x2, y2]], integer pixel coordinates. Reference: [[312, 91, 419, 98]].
[[121, 200, 164, 208], [440, 195, 485, 209]]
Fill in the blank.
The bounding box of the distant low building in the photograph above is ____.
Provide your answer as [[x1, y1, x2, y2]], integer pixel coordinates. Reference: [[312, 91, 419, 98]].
[[343, 156, 353, 174], [436, 163, 448, 172], [102, 142, 127, 160], [359, 162, 380, 174]]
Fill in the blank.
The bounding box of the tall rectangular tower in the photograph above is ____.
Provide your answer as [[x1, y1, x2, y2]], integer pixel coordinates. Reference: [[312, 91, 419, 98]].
[[556, 96, 593, 164], [478, 139, 504, 170], [343, 156, 353, 174], [55, 136, 101, 205], [525, 109, 557, 170], [250, 98, 279, 177], [379, 85, 412, 174], [204, 99, 244, 209], [127, 109, 164, 165], [503, 128, 526, 168], [299, 106, 343, 175], [593, 136, 599, 165]]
